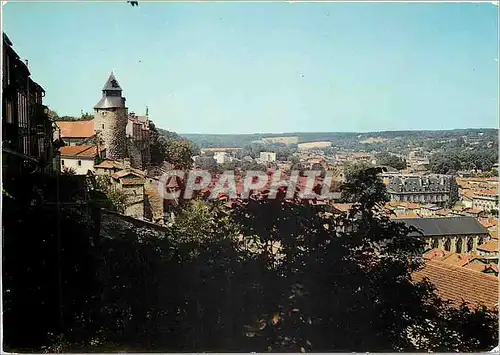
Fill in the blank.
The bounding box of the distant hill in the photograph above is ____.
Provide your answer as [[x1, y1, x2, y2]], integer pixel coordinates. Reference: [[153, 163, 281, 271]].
[[162, 129, 498, 150]]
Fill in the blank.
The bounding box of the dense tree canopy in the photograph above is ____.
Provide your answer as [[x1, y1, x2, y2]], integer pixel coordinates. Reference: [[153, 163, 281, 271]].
[[375, 152, 407, 170], [149, 123, 199, 168], [429, 148, 498, 174], [2, 167, 498, 353]]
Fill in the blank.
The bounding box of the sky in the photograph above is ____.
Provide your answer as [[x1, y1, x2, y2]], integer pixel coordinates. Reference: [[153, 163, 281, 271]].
[[3, 1, 499, 134]]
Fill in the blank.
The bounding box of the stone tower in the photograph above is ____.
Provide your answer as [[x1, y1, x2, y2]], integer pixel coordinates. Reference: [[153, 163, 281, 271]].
[[93, 72, 128, 160]]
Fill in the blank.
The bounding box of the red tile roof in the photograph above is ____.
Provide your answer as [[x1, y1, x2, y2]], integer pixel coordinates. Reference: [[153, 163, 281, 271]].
[[477, 240, 499, 253], [94, 160, 116, 169], [59, 145, 98, 158], [490, 230, 498, 240], [464, 263, 499, 274], [412, 260, 498, 309], [57, 121, 94, 138], [423, 248, 454, 261]]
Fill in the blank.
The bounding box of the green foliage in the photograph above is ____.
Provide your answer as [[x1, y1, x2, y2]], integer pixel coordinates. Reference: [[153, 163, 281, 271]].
[[80, 112, 94, 120], [47, 109, 60, 121], [62, 166, 76, 175], [164, 139, 197, 169], [446, 178, 459, 208], [376, 152, 407, 170], [150, 123, 199, 168], [429, 148, 498, 174], [3, 167, 498, 353], [181, 129, 498, 152], [343, 160, 374, 181], [93, 175, 128, 213]]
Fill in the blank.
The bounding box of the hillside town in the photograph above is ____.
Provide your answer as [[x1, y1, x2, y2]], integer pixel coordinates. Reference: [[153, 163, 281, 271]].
[[2, 2, 499, 352]]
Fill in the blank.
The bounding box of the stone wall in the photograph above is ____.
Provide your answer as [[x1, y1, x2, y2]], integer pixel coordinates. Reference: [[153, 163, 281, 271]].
[[126, 138, 143, 170], [122, 184, 144, 219], [93, 108, 128, 160]]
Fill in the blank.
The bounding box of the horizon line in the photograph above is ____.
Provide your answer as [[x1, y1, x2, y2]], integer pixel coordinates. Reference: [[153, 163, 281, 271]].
[[176, 127, 499, 136]]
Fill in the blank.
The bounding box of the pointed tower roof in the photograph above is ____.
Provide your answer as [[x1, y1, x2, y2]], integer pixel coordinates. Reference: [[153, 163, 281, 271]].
[[102, 72, 122, 91], [94, 72, 126, 109]]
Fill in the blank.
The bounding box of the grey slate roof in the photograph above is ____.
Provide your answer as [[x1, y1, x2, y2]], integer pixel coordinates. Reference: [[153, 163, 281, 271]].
[[103, 72, 122, 91], [94, 72, 126, 109], [396, 217, 489, 237], [386, 174, 453, 194], [94, 96, 126, 109]]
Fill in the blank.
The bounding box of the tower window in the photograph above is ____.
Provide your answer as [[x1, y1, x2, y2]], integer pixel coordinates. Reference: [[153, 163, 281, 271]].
[[102, 124, 104, 129], [78, 160, 82, 166]]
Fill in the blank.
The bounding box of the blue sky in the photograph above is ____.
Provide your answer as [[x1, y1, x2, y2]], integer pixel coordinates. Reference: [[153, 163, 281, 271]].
[[3, 2, 498, 134]]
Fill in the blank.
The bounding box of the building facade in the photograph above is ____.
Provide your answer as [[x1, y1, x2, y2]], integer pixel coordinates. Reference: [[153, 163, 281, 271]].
[[260, 151, 277, 163], [2, 33, 56, 177], [472, 190, 498, 212], [384, 173, 456, 206], [398, 216, 490, 254], [59, 145, 100, 175]]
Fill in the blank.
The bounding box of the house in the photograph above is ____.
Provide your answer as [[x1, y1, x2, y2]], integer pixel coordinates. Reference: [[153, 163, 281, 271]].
[[56, 121, 94, 146], [460, 190, 474, 208], [259, 151, 277, 163], [214, 151, 233, 165], [110, 169, 146, 219], [461, 207, 489, 219], [419, 204, 442, 217], [397, 216, 490, 254], [59, 145, 101, 175], [472, 189, 498, 212], [412, 260, 498, 310], [476, 240, 499, 258], [384, 174, 456, 206], [2, 32, 56, 178]]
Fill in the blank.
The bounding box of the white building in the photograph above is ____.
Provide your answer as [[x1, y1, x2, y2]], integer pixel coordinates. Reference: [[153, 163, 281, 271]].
[[214, 151, 233, 165], [260, 151, 277, 162], [60, 145, 100, 175]]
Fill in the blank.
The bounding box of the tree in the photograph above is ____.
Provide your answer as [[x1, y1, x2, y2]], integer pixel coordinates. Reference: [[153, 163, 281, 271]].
[[48, 109, 60, 121], [375, 152, 407, 170], [164, 139, 197, 169], [149, 123, 199, 168], [446, 177, 459, 208], [194, 156, 219, 172], [228, 167, 498, 352], [81, 112, 93, 121], [4, 166, 498, 353]]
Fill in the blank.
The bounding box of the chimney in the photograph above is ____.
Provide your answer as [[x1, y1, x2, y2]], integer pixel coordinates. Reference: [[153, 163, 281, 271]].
[[124, 158, 131, 168]]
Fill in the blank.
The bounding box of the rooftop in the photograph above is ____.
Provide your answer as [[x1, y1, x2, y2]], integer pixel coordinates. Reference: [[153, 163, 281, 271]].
[[412, 260, 498, 309], [57, 121, 94, 139], [59, 145, 98, 159], [397, 216, 489, 237]]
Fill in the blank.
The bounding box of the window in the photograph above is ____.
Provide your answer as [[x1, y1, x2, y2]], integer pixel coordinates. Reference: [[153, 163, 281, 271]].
[[6, 101, 13, 124], [6, 54, 10, 86], [78, 160, 82, 166], [467, 237, 474, 252], [102, 124, 104, 129], [61, 159, 65, 166], [431, 239, 439, 249], [444, 238, 451, 252], [455, 238, 462, 254]]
